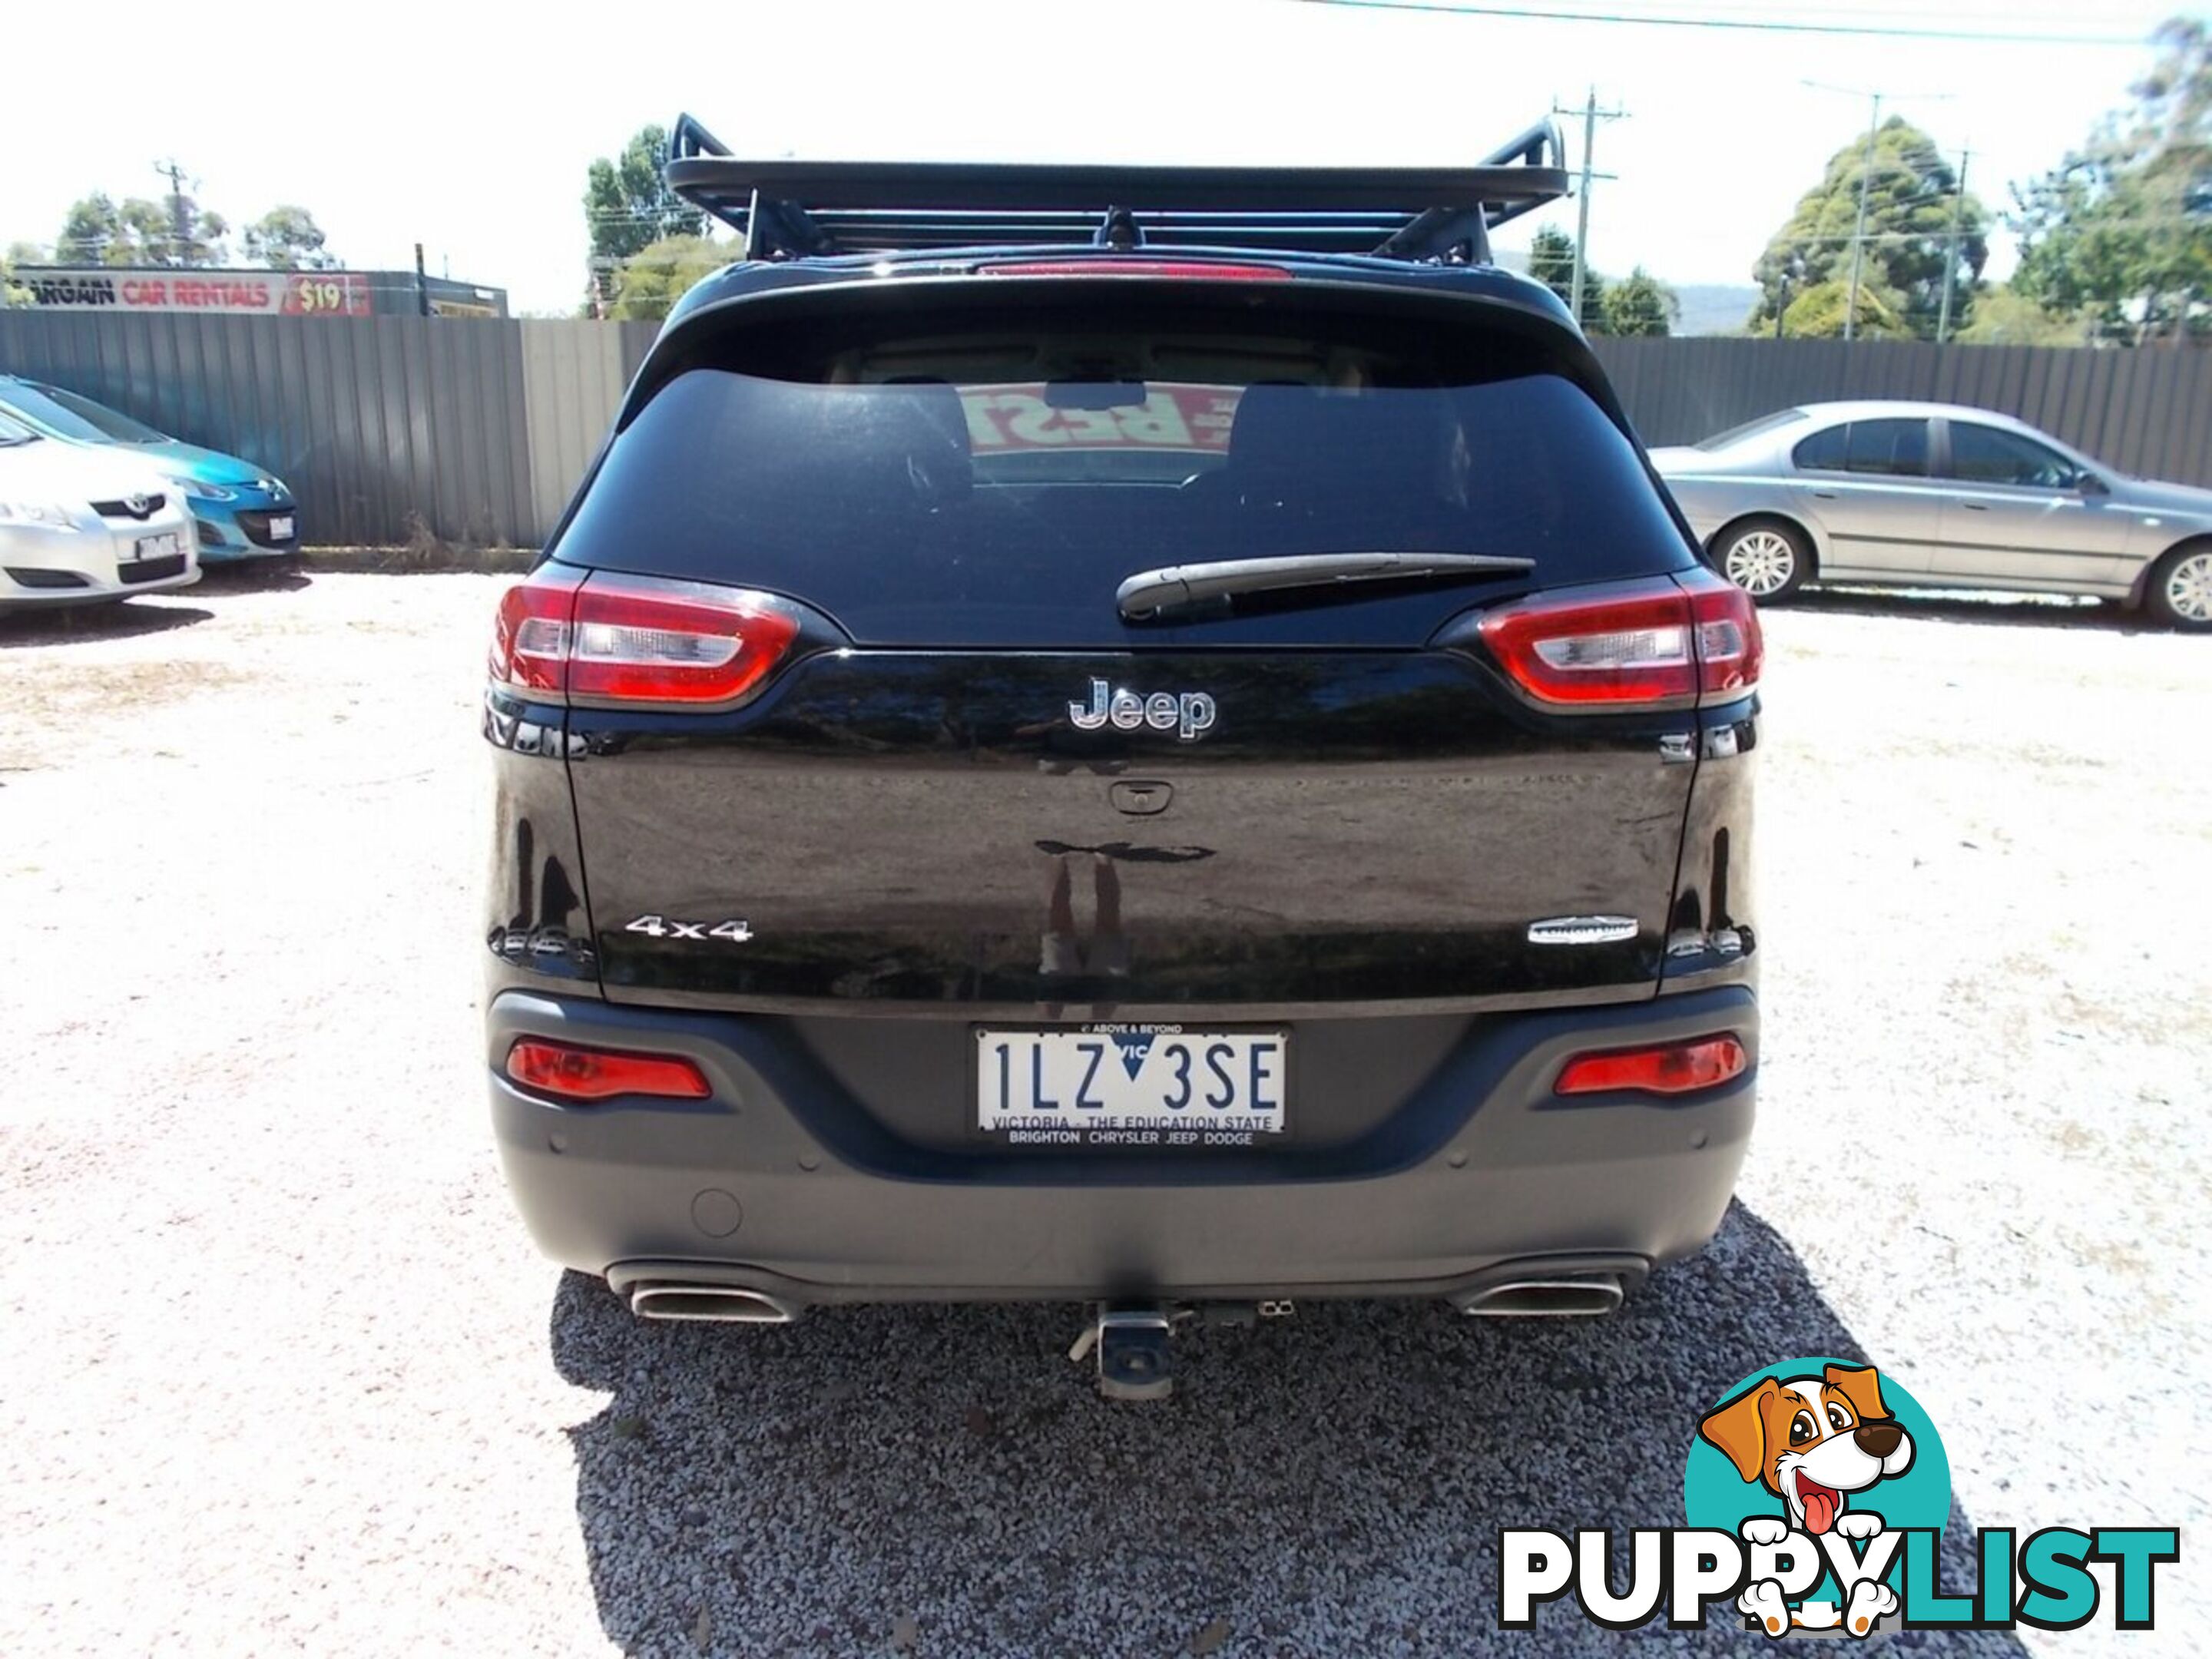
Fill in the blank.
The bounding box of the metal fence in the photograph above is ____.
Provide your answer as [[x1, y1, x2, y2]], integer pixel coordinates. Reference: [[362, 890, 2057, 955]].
[[3, 311, 2208, 548], [1594, 336, 2212, 488], [0, 313, 655, 548]]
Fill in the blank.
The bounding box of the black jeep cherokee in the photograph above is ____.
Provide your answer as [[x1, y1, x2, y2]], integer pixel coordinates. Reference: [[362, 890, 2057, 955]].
[[483, 118, 1760, 1388]]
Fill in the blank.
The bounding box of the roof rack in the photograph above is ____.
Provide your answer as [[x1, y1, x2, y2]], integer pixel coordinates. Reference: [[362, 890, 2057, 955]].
[[664, 114, 1568, 266]]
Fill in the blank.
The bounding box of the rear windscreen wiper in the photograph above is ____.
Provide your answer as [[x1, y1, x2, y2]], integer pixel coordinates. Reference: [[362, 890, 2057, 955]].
[[1116, 551, 1536, 622]]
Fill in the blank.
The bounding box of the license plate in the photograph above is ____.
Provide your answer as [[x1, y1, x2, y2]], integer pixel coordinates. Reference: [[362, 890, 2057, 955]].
[[267, 515, 295, 541], [977, 1025, 1288, 1148], [131, 532, 180, 562]]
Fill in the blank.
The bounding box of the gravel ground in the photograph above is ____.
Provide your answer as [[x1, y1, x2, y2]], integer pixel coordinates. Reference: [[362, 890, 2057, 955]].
[[1, 571, 2205, 1657]]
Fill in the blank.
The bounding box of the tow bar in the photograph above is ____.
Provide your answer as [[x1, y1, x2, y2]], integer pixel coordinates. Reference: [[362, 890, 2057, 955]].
[[1070, 1300, 1296, 1400]]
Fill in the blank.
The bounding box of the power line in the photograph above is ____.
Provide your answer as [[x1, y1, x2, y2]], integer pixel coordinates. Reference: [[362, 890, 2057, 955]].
[[1286, 0, 2151, 47]]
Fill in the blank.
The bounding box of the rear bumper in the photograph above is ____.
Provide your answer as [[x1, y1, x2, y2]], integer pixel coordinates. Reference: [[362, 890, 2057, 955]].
[[486, 985, 1757, 1302]]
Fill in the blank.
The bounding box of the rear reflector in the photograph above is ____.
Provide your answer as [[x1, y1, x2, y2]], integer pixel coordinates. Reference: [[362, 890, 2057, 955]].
[[1554, 1034, 1748, 1098], [504, 1039, 711, 1102], [979, 260, 1292, 280], [1477, 570, 1763, 710], [489, 569, 803, 708]]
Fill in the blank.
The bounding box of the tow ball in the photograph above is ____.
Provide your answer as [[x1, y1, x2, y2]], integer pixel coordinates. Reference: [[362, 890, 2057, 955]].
[[1070, 1300, 1296, 1400]]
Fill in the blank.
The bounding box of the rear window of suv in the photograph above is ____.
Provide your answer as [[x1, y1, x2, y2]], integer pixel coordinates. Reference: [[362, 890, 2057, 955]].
[[555, 293, 1696, 647]]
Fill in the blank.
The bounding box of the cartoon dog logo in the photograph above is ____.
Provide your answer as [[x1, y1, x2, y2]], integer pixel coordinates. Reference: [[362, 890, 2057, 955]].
[[1699, 1363, 1916, 1637]]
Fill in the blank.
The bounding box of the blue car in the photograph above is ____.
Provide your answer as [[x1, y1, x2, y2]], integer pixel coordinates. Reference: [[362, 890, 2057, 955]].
[[0, 376, 299, 561]]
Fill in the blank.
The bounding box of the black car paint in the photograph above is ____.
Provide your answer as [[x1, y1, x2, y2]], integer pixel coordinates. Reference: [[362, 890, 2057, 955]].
[[482, 243, 1760, 1302]]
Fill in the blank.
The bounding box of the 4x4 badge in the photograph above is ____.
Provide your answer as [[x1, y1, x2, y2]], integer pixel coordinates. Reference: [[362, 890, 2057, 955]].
[[624, 915, 753, 942], [1067, 679, 1217, 742]]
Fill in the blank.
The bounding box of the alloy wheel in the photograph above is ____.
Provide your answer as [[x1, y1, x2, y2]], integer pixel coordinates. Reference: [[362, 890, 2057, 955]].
[[2166, 551, 2212, 623], [1723, 529, 1796, 597]]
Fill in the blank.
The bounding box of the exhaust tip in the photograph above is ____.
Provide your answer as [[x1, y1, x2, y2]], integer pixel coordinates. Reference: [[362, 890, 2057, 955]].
[[1456, 1273, 1624, 1318], [629, 1283, 801, 1324]]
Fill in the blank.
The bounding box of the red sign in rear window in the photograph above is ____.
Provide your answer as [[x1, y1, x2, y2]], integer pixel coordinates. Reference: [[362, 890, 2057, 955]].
[[959, 384, 1242, 455]]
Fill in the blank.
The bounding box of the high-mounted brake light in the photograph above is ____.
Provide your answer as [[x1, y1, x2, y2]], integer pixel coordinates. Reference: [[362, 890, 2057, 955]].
[[488, 569, 803, 708], [1554, 1033, 1748, 1098], [1476, 571, 1762, 710], [979, 260, 1292, 281], [504, 1038, 712, 1102]]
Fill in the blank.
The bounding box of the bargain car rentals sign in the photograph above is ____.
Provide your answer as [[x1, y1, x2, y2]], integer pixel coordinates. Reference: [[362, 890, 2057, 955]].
[[16, 268, 372, 316], [961, 384, 1240, 453]]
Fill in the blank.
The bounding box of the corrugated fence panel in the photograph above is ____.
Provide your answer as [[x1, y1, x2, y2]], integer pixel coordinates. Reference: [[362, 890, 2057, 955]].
[[0, 312, 539, 546], [4, 313, 2207, 545], [1596, 337, 2212, 486], [521, 322, 631, 543]]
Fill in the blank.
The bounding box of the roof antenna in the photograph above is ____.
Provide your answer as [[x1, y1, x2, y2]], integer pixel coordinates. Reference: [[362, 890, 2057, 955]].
[[1094, 207, 1143, 251]]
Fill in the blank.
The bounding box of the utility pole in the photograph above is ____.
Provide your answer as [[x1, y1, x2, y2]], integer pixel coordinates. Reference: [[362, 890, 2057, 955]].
[[1843, 94, 1882, 343], [414, 243, 432, 318], [1936, 147, 1972, 345], [154, 157, 190, 266], [1552, 89, 1625, 331]]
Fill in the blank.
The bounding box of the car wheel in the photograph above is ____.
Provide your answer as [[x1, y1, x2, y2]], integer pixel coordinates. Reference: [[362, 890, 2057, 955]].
[[1714, 520, 1810, 603], [2144, 543, 2212, 631]]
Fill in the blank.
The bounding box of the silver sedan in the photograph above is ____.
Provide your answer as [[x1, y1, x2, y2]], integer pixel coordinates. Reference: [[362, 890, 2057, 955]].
[[1650, 400, 2212, 629]]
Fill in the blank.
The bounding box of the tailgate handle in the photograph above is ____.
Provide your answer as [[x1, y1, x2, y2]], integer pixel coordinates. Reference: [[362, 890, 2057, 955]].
[[1109, 780, 1174, 816]]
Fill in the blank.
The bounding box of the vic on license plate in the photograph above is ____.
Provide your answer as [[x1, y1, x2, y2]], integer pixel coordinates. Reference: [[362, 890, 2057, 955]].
[[978, 1025, 1287, 1148], [131, 531, 179, 561]]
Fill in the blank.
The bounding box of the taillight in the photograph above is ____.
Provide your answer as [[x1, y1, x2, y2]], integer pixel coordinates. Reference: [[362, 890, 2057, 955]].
[[979, 260, 1292, 280], [488, 569, 803, 709], [1554, 1033, 1749, 1098], [1681, 566, 1763, 701], [489, 564, 584, 694], [504, 1038, 711, 1102], [1477, 571, 1763, 710]]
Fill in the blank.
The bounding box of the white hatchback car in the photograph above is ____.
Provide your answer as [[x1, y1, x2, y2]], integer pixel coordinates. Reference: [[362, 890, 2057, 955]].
[[0, 407, 200, 611]]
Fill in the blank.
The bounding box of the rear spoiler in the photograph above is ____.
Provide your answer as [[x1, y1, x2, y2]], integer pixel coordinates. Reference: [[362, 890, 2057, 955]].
[[664, 113, 1569, 266]]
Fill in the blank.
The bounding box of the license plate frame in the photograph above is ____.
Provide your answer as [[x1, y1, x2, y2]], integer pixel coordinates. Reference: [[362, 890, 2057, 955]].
[[974, 1023, 1290, 1151], [130, 531, 179, 563]]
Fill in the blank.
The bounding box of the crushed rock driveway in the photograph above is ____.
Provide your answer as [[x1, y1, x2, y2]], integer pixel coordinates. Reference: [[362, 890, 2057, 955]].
[[2, 572, 2205, 1656]]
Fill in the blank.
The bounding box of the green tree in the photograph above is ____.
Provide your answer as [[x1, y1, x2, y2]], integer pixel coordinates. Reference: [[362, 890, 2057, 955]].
[[1751, 118, 1987, 339], [1, 243, 36, 306], [1600, 267, 1678, 336], [2012, 17, 2210, 345], [1780, 278, 1912, 340], [1954, 286, 2091, 346], [1525, 225, 1608, 329], [56, 190, 226, 267], [585, 125, 708, 313], [57, 194, 129, 263], [243, 206, 337, 270], [607, 235, 740, 321]]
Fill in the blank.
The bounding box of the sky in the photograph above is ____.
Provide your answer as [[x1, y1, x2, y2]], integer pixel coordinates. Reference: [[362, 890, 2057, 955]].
[[3, 0, 2187, 316]]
